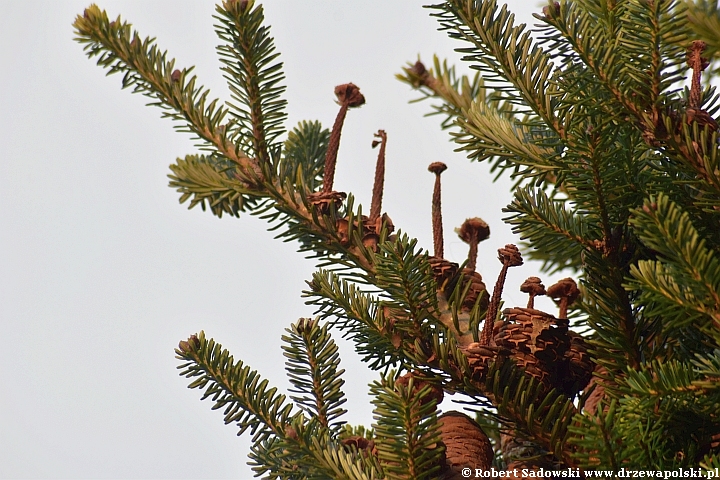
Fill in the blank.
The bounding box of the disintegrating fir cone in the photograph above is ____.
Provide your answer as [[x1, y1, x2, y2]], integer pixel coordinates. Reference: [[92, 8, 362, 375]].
[[520, 277, 545, 309], [454, 218, 490, 311], [335, 217, 350, 246], [583, 365, 610, 413], [463, 342, 499, 382], [546, 278, 580, 319], [456, 217, 490, 272], [458, 269, 488, 312], [562, 331, 594, 395], [495, 308, 561, 388], [429, 256, 460, 293], [438, 412, 493, 478], [307, 190, 347, 215], [334, 83, 366, 108]]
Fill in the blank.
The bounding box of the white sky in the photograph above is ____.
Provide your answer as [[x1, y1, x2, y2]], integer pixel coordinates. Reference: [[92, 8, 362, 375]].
[[1, 1, 554, 478]]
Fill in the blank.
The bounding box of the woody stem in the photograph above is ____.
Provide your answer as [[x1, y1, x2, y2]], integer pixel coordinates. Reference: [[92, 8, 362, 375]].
[[322, 102, 349, 193], [688, 42, 706, 109], [558, 298, 569, 319], [467, 230, 478, 272], [369, 130, 387, 222], [432, 173, 444, 258], [481, 262, 509, 346]]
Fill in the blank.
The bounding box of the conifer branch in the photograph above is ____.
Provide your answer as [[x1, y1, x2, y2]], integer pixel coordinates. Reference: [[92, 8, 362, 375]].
[[215, 0, 288, 163], [177, 332, 377, 480], [74, 6, 260, 183], [282, 318, 348, 431], [431, 0, 567, 139], [370, 373, 444, 480]]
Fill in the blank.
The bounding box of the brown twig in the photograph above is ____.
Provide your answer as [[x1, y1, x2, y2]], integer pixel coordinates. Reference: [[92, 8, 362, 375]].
[[322, 83, 365, 193], [369, 130, 387, 222], [428, 162, 447, 258], [687, 41, 708, 110], [481, 244, 523, 345]]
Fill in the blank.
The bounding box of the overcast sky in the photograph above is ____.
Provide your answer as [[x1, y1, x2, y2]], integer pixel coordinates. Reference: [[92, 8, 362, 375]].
[[1, 1, 551, 478]]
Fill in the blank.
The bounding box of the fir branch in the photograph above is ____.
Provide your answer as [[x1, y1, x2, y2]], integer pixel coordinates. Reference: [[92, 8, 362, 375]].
[[540, 0, 688, 126], [304, 269, 408, 370], [74, 5, 376, 275], [375, 235, 439, 327], [629, 194, 720, 342], [282, 318, 348, 431], [168, 154, 268, 217], [370, 373, 443, 480], [176, 332, 294, 441], [568, 400, 627, 470], [177, 332, 378, 480], [455, 100, 559, 175], [73, 6, 260, 182], [503, 187, 596, 273], [430, 0, 568, 139], [214, 0, 288, 163], [280, 120, 330, 192]]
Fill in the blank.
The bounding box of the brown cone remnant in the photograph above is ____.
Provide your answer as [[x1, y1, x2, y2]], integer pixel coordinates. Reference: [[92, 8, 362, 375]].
[[308, 190, 347, 215], [428, 162, 448, 258], [584, 365, 610, 413], [459, 270, 488, 312], [457, 218, 490, 272], [326, 84, 365, 189], [395, 370, 444, 407], [495, 307, 593, 396], [564, 331, 594, 395], [520, 277, 546, 309], [438, 412, 493, 478], [481, 245, 523, 346], [309, 84, 364, 213], [369, 130, 387, 223], [429, 257, 460, 293], [463, 342, 500, 382], [546, 278, 580, 319]]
